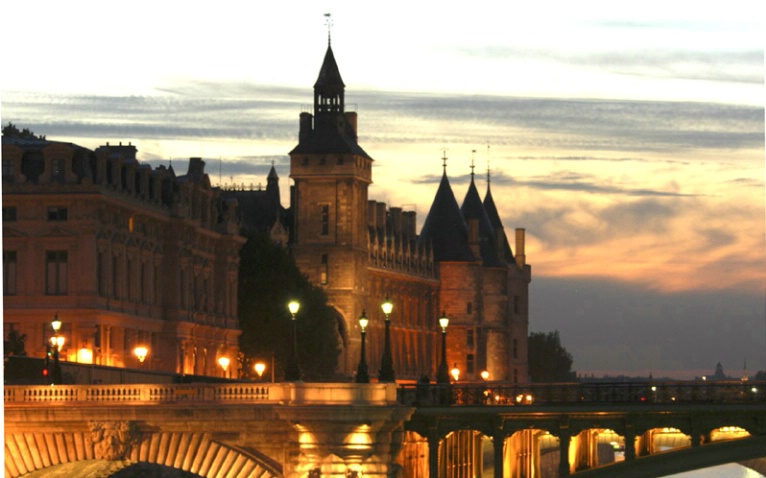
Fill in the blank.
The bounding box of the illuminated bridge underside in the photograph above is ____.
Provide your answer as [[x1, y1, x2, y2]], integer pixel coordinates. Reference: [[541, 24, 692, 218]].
[[573, 434, 766, 477], [4, 431, 280, 478]]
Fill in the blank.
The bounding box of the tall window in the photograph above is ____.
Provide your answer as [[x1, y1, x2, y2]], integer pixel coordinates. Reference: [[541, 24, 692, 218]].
[[2, 159, 14, 181], [3, 251, 17, 295], [513, 338, 518, 359], [466, 329, 475, 349], [46, 251, 68, 295], [320, 205, 329, 235], [466, 302, 472, 314], [466, 354, 475, 375], [320, 254, 329, 284]]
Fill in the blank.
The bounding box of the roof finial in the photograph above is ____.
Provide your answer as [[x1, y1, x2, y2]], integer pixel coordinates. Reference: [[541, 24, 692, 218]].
[[470, 149, 477, 178], [324, 13, 333, 45], [441, 148, 448, 173], [486, 144, 491, 185]]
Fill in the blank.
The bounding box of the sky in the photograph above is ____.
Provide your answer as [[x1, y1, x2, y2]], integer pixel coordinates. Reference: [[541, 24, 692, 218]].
[[2, 1, 764, 379]]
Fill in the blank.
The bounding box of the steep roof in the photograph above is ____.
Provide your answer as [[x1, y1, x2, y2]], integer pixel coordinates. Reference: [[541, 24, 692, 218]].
[[483, 181, 516, 264], [314, 45, 345, 92], [461, 172, 499, 266], [418, 169, 474, 262]]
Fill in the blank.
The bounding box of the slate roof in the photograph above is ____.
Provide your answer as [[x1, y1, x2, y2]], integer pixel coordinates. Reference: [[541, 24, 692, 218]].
[[418, 169, 474, 262], [483, 181, 516, 264], [461, 172, 500, 266]]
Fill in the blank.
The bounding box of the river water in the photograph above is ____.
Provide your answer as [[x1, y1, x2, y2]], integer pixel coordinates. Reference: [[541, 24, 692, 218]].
[[664, 464, 764, 477]]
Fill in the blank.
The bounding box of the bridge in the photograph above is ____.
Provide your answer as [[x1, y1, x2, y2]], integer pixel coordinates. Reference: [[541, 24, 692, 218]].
[[4, 381, 766, 477]]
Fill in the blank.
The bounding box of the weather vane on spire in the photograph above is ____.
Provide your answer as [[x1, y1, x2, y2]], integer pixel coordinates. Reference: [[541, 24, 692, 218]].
[[324, 13, 333, 44]]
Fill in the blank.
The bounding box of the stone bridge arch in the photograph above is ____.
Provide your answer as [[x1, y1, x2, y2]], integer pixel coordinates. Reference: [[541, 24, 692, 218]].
[[4, 428, 282, 478]]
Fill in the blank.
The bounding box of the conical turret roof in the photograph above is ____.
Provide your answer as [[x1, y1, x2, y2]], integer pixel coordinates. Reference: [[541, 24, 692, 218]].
[[461, 171, 499, 266], [483, 181, 515, 264], [314, 44, 345, 92], [418, 169, 474, 262]]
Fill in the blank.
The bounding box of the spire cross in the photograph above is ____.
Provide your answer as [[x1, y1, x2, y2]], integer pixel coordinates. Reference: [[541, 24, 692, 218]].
[[324, 13, 334, 44]]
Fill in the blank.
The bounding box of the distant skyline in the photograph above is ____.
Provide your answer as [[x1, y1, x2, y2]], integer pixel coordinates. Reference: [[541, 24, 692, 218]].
[[3, 1, 764, 378]]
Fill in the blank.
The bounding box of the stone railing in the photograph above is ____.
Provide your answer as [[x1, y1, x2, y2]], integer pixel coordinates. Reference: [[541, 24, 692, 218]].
[[398, 380, 766, 407], [4, 382, 398, 407]]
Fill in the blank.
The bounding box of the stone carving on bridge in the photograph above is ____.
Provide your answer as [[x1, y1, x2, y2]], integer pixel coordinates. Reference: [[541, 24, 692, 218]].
[[89, 420, 138, 461]]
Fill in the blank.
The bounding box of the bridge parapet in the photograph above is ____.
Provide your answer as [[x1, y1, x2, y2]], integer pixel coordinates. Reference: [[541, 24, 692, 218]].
[[4, 382, 398, 407], [398, 380, 766, 407]]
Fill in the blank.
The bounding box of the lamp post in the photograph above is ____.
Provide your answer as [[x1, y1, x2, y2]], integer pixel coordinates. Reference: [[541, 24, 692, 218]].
[[379, 297, 395, 382], [218, 356, 230, 378], [134, 346, 148, 366], [437, 311, 450, 383], [285, 300, 301, 381], [356, 310, 370, 383], [451, 363, 460, 382], [254, 362, 266, 380], [50, 314, 64, 384]]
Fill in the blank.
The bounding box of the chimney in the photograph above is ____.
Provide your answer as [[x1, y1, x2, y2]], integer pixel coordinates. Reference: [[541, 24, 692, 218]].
[[368, 201, 378, 229], [515, 228, 526, 267], [299, 112, 312, 142], [389, 207, 403, 237], [345, 112, 358, 138], [403, 211, 417, 239], [376, 203, 386, 232]]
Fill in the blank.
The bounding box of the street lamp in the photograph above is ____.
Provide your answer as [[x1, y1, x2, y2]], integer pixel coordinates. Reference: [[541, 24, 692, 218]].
[[451, 363, 460, 382], [379, 296, 395, 382], [285, 300, 301, 381], [254, 362, 266, 380], [218, 356, 230, 377], [481, 370, 490, 381], [437, 312, 450, 384], [50, 314, 64, 384], [134, 346, 148, 365], [356, 310, 370, 383]]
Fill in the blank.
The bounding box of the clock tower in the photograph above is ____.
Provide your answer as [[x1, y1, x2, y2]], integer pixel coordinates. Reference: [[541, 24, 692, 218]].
[[289, 42, 372, 374]]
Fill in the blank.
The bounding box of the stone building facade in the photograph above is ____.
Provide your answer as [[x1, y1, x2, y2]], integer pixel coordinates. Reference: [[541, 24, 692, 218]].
[[240, 42, 532, 383], [2, 138, 244, 377]]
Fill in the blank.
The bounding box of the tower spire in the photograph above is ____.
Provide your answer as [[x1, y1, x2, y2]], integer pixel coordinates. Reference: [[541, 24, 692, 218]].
[[486, 144, 491, 185]]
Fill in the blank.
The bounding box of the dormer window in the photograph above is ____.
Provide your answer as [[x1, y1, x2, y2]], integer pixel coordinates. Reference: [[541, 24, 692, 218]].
[[51, 159, 65, 182]]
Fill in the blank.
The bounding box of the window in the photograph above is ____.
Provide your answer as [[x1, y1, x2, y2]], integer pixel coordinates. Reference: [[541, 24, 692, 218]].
[[2, 207, 17, 222], [46, 251, 68, 295], [513, 339, 518, 359], [466, 354, 475, 375], [320, 205, 329, 235], [302, 157, 309, 166], [466, 329, 475, 348], [513, 369, 518, 384], [51, 159, 65, 181], [466, 302, 472, 314], [320, 254, 329, 284], [47, 207, 68, 221], [513, 295, 520, 314], [2, 159, 14, 181], [3, 251, 17, 295]]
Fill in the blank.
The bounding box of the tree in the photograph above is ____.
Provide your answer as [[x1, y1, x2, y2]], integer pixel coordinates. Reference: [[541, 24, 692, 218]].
[[2, 122, 45, 140], [3, 328, 27, 356], [238, 232, 341, 381], [528, 330, 575, 383]]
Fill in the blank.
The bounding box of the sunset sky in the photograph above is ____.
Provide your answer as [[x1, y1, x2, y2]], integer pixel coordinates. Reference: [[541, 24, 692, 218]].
[[3, 1, 764, 378]]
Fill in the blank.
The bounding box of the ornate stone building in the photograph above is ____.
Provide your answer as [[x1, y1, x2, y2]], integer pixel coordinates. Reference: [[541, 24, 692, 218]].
[[240, 42, 532, 383], [2, 138, 244, 377]]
